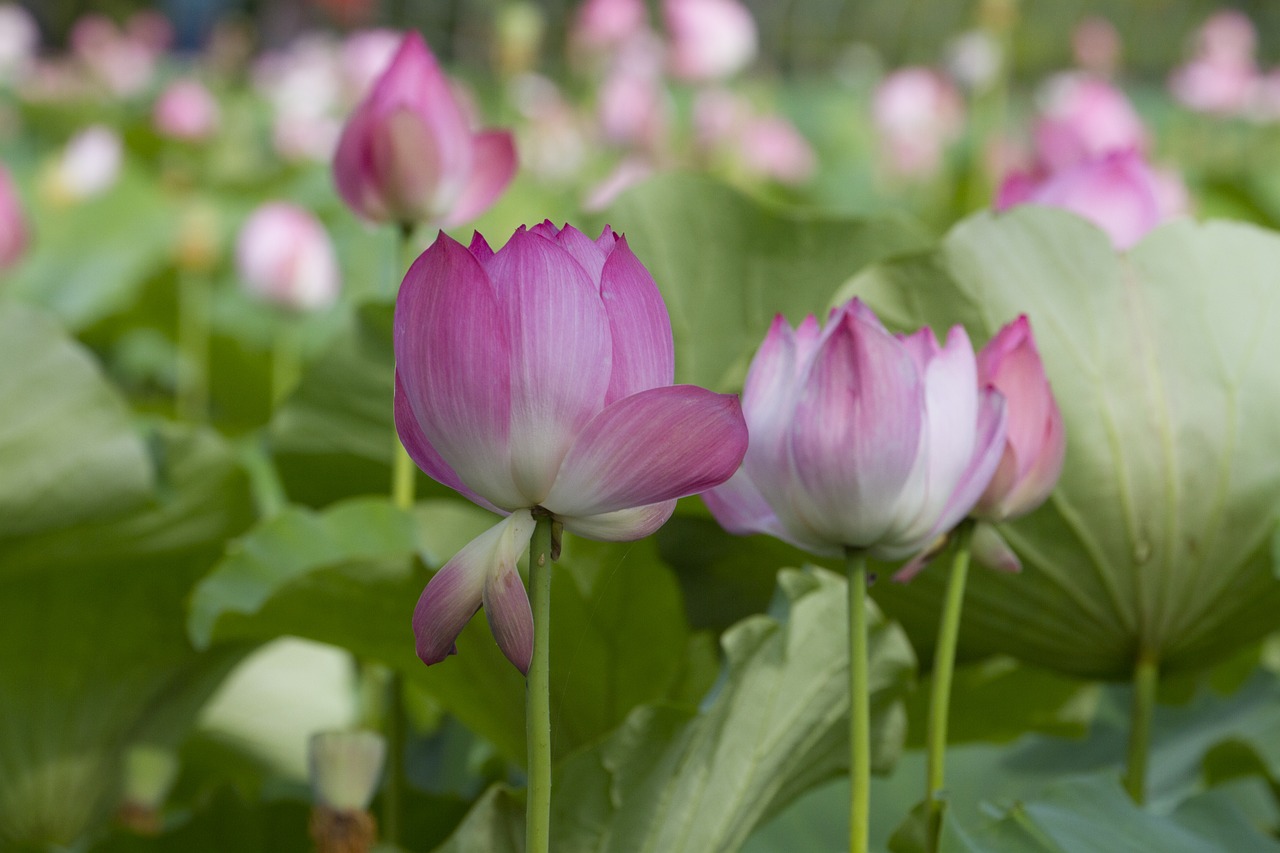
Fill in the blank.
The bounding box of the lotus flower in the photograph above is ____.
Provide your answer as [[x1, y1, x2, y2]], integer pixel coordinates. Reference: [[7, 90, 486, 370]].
[[662, 0, 757, 82], [974, 316, 1065, 521], [702, 299, 1006, 577], [48, 125, 122, 202], [1033, 73, 1148, 172], [236, 203, 341, 312], [153, 79, 220, 142], [571, 0, 648, 54], [996, 150, 1167, 250], [0, 162, 27, 270], [871, 67, 965, 179], [333, 31, 516, 227], [398, 223, 748, 672]]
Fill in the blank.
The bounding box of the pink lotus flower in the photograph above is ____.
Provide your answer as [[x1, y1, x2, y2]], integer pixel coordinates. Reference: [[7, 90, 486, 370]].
[[1033, 73, 1148, 172], [872, 67, 965, 179], [49, 125, 122, 202], [333, 31, 517, 227], [972, 316, 1064, 522], [597, 36, 670, 151], [737, 115, 816, 185], [398, 224, 748, 672], [1169, 57, 1257, 115], [339, 28, 401, 104], [703, 299, 1006, 575], [663, 0, 757, 82], [153, 79, 220, 142], [571, 0, 648, 54], [0, 162, 28, 271], [236, 203, 341, 312], [996, 150, 1167, 250]]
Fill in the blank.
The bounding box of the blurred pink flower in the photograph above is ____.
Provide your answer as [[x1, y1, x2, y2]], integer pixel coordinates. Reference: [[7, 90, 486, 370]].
[[996, 150, 1168, 250], [333, 31, 517, 227], [872, 67, 965, 179], [1072, 16, 1121, 77], [340, 29, 401, 104], [70, 13, 159, 97], [50, 125, 123, 201], [583, 157, 654, 212], [398, 224, 747, 671], [663, 0, 757, 82], [738, 115, 816, 184], [153, 79, 220, 142], [1195, 10, 1257, 66], [0, 4, 39, 84], [571, 0, 648, 53], [0, 162, 28, 271], [1169, 57, 1257, 115], [236, 202, 341, 312], [1034, 73, 1147, 172], [703, 299, 1006, 572], [597, 34, 670, 151]]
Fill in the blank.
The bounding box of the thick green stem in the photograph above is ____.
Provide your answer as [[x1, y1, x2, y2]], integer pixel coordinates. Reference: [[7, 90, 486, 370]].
[[1124, 651, 1159, 804], [176, 269, 212, 421], [846, 550, 870, 853], [925, 522, 974, 851], [526, 512, 554, 853], [391, 223, 419, 508]]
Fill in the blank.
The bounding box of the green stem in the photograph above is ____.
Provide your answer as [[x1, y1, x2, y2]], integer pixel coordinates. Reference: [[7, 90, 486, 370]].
[[391, 223, 419, 508], [176, 268, 212, 421], [925, 522, 974, 851], [846, 549, 870, 853], [270, 316, 302, 408], [526, 512, 554, 853], [382, 672, 406, 845], [1124, 651, 1159, 804]]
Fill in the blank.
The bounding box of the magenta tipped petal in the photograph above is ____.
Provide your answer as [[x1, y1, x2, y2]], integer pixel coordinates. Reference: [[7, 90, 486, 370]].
[[442, 130, 519, 228], [559, 500, 677, 541], [598, 236, 675, 403], [483, 558, 534, 674], [545, 385, 748, 517]]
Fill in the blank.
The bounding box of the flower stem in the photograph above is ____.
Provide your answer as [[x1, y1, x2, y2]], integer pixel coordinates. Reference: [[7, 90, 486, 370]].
[[1124, 650, 1159, 804], [925, 521, 973, 851], [270, 315, 302, 408], [846, 549, 870, 853], [176, 268, 211, 421], [391, 223, 418, 508], [526, 512, 555, 853]]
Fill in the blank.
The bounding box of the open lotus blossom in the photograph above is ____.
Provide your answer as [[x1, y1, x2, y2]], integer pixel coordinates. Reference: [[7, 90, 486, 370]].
[[0, 162, 27, 270], [996, 149, 1168, 250], [703, 299, 1007, 579], [153, 79, 220, 142], [662, 0, 757, 82], [236, 202, 341, 312], [398, 223, 748, 672], [333, 31, 517, 227]]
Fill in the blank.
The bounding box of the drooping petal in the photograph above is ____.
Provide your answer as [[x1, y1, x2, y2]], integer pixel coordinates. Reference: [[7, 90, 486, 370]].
[[786, 310, 924, 547], [441, 130, 519, 228], [598, 235, 675, 402], [412, 510, 536, 667], [483, 556, 534, 674], [486, 228, 613, 502], [1001, 401, 1066, 516], [393, 372, 504, 515], [559, 500, 676, 541], [544, 385, 748, 516], [395, 234, 522, 508], [971, 523, 1021, 573]]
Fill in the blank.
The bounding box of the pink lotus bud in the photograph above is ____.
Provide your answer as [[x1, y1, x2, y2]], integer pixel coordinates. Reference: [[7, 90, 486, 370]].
[[339, 29, 401, 104], [153, 79, 220, 142], [663, 0, 757, 82], [0, 162, 28, 271], [737, 115, 816, 185], [703, 300, 1007, 578], [49, 125, 122, 202], [70, 13, 158, 97], [236, 203, 341, 312], [1033, 73, 1148, 172], [333, 32, 517, 228], [995, 151, 1168, 250], [1169, 56, 1257, 116], [872, 67, 965, 179], [1072, 16, 1121, 77], [597, 42, 670, 151], [571, 0, 648, 54], [1195, 10, 1256, 66], [397, 224, 748, 671], [972, 316, 1064, 521]]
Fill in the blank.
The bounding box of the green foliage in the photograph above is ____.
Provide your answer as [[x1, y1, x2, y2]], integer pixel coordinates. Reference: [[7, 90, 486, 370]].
[[844, 209, 1280, 679], [437, 568, 916, 852]]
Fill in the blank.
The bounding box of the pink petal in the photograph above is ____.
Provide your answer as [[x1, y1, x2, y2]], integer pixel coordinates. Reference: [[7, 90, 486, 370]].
[[369, 108, 442, 222], [550, 223, 609, 283], [412, 510, 536, 668], [333, 105, 391, 222], [919, 386, 1008, 542], [395, 234, 522, 508], [441, 130, 518, 228], [468, 231, 494, 261], [377, 33, 472, 181], [483, 556, 534, 674], [559, 500, 677, 541], [544, 385, 748, 516], [394, 372, 504, 515], [485, 228, 613, 501], [971, 523, 1021, 573], [599, 236, 675, 403], [787, 310, 924, 547]]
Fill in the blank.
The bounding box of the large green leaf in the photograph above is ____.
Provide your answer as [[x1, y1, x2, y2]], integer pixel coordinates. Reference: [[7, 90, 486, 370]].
[[940, 774, 1280, 852], [602, 173, 933, 391], [436, 567, 916, 853], [0, 426, 255, 847], [843, 209, 1280, 678], [0, 300, 153, 539], [190, 499, 705, 766]]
